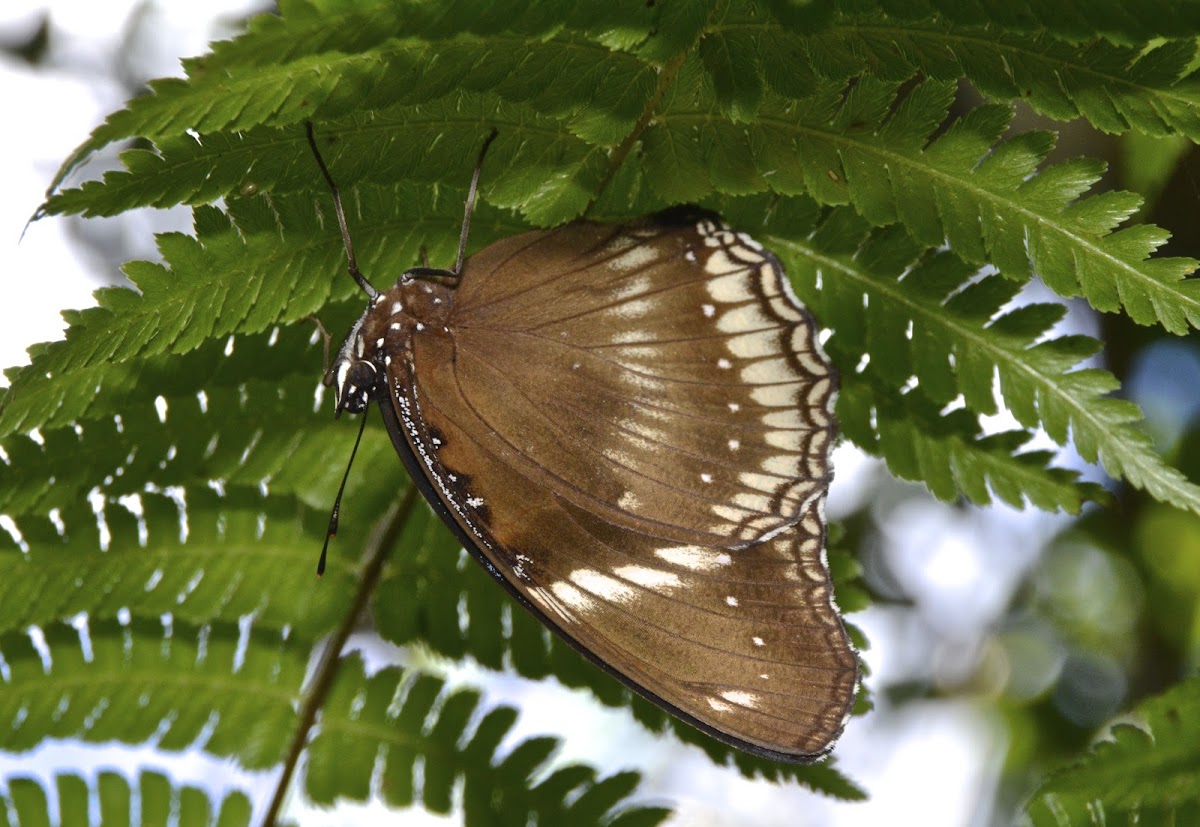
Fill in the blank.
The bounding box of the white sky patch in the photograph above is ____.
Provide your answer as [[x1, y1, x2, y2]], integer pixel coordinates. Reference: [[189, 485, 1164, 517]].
[[86, 486, 110, 551], [0, 514, 30, 553], [48, 507, 66, 537], [116, 492, 148, 547]]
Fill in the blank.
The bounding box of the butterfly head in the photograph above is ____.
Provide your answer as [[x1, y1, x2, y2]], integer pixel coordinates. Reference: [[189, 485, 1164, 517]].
[[326, 311, 376, 416]]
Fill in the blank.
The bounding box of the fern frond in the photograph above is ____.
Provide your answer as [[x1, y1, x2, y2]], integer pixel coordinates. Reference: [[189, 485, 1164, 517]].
[[306, 658, 670, 826], [2, 186, 530, 441], [0, 618, 305, 766], [0, 329, 398, 511], [835, 0, 1200, 43], [1022, 677, 1200, 825], [754, 17, 1200, 138], [0, 486, 371, 639], [642, 69, 1200, 333], [0, 771, 253, 827], [46, 0, 666, 194], [839, 372, 1103, 512], [739, 198, 1200, 515], [44, 96, 616, 222], [41, 14, 1200, 335]]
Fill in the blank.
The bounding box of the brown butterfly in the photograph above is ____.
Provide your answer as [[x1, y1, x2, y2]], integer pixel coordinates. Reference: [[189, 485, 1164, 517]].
[[308, 124, 858, 762]]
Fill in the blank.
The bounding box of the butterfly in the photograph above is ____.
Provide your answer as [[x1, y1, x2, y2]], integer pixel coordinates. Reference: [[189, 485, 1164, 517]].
[[308, 123, 858, 762]]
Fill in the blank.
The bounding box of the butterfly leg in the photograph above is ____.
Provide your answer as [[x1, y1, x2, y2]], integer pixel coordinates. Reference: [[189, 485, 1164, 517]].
[[303, 315, 336, 384]]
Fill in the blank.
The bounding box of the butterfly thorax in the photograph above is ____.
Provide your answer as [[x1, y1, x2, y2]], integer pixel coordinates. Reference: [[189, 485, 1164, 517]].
[[329, 274, 455, 416]]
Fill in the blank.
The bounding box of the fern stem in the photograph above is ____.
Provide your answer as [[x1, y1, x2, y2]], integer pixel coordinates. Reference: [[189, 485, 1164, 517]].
[[261, 484, 420, 827], [586, 51, 688, 216]]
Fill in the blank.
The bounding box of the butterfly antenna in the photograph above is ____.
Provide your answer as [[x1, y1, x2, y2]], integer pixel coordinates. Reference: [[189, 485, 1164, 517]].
[[305, 121, 379, 300], [453, 128, 499, 276], [317, 409, 371, 577]]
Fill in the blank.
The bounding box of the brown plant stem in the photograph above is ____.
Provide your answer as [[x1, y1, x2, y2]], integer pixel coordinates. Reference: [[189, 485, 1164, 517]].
[[261, 484, 420, 827]]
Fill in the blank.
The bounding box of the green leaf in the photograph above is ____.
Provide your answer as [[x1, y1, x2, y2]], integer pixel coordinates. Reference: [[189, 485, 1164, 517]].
[[306, 660, 669, 827], [3, 185, 530, 441], [0, 771, 254, 827], [698, 29, 764, 121], [832, 0, 1200, 43], [0, 619, 305, 765], [745, 198, 1200, 515], [45, 0, 668, 191], [1023, 678, 1200, 825], [780, 21, 1200, 139]]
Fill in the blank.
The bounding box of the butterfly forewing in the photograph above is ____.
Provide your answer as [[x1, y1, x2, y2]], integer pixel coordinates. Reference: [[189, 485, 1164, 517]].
[[365, 211, 857, 760], [449, 215, 838, 549]]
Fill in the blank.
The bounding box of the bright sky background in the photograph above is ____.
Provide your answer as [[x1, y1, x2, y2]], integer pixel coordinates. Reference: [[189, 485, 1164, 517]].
[[0, 3, 1082, 824]]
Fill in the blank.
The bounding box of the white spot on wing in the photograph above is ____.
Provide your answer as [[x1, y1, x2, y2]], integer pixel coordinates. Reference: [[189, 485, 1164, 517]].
[[712, 504, 749, 522], [733, 492, 771, 512], [707, 271, 754, 302], [765, 430, 803, 450], [655, 546, 731, 571], [609, 299, 654, 319], [613, 274, 651, 299], [763, 453, 801, 475], [768, 295, 804, 322], [741, 357, 796, 384], [603, 447, 636, 466], [762, 410, 805, 428], [733, 232, 765, 253], [741, 472, 785, 493], [613, 565, 681, 590], [608, 245, 658, 272], [716, 305, 771, 333], [704, 249, 742, 277], [751, 383, 798, 407], [550, 581, 597, 613], [726, 330, 779, 359], [796, 350, 830, 376], [621, 418, 666, 442], [721, 690, 758, 708], [570, 569, 636, 605], [612, 330, 657, 344]]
